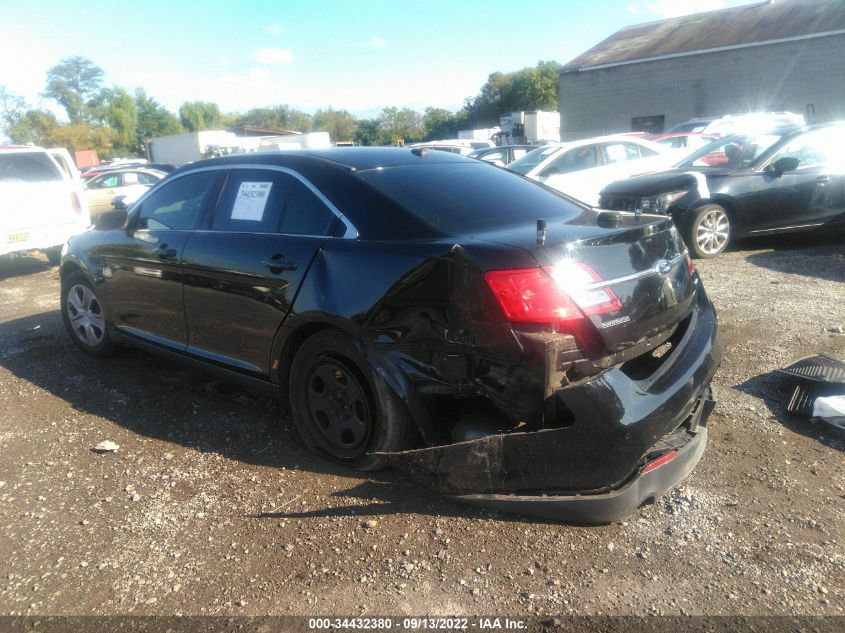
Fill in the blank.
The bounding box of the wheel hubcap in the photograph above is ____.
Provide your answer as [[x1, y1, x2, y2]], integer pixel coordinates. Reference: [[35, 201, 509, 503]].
[[696, 209, 730, 254], [305, 358, 372, 458], [66, 284, 105, 347]]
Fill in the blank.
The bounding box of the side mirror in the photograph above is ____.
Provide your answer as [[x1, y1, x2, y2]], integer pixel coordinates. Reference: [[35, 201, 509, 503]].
[[771, 156, 800, 175], [94, 207, 128, 230]]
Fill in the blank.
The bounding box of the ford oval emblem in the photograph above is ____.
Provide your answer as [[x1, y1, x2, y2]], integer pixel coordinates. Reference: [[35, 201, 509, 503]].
[[656, 260, 672, 275]]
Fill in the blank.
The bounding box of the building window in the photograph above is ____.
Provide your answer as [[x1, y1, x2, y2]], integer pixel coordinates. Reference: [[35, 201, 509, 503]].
[[631, 115, 665, 134]]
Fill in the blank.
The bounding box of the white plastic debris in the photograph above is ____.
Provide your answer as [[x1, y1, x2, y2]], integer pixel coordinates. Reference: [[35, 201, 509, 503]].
[[813, 395, 845, 429], [92, 440, 120, 453]]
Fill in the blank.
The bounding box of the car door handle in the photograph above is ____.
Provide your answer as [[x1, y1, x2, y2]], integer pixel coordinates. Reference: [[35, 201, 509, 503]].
[[262, 254, 297, 273], [157, 244, 177, 259]]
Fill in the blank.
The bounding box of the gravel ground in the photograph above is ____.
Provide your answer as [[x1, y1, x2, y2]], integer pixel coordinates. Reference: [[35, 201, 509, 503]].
[[0, 231, 843, 619]]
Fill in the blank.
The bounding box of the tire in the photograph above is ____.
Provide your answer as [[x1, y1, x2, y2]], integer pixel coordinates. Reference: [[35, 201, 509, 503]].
[[44, 246, 62, 266], [289, 330, 416, 471], [686, 204, 731, 258], [61, 272, 116, 357]]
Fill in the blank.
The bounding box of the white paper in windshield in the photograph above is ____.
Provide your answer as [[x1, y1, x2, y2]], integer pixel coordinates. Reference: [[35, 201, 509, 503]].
[[231, 182, 272, 221]]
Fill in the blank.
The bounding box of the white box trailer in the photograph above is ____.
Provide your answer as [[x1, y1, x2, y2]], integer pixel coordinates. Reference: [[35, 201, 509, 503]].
[[458, 127, 499, 141], [256, 132, 332, 151], [146, 131, 250, 166], [498, 111, 560, 143]]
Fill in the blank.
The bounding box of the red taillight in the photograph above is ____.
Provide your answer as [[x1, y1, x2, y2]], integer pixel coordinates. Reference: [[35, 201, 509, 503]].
[[484, 263, 621, 325], [70, 192, 82, 214], [641, 450, 677, 474], [684, 251, 695, 275]]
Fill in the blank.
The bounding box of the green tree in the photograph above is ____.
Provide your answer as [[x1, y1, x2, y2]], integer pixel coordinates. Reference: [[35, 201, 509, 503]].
[[0, 86, 28, 140], [92, 87, 138, 155], [7, 109, 60, 146], [379, 107, 425, 143], [465, 61, 560, 127], [234, 105, 312, 132], [178, 101, 222, 132], [135, 89, 182, 149], [312, 107, 356, 143], [49, 122, 115, 156], [43, 56, 104, 122], [422, 107, 469, 140], [354, 118, 385, 146]]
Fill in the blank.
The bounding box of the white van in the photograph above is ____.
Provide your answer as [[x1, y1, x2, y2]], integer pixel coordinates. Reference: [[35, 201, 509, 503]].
[[0, 146, 91, 264]]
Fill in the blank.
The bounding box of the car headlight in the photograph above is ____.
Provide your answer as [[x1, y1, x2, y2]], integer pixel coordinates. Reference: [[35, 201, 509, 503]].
[[638, 190, 688, 214]]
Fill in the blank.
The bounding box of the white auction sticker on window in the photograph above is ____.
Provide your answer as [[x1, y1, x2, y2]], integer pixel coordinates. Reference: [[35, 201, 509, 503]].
[[231, 182, 273, 221]]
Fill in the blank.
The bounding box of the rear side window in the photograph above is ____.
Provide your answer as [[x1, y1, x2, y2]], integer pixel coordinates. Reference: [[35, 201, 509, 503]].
[[137, 171, 215, 230], [0, 153, 62, 182], [211, 169, 292, 233], [358, 162, 582, 234], [279, 181, 337, 236]]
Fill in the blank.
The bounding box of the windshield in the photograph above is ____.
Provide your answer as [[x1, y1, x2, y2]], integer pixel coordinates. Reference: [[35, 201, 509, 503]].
[[506, 145, 562, 175], [675, 133, 786, 169]]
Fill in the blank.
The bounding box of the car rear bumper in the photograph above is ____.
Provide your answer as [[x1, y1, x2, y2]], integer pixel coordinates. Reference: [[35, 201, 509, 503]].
[[383, 285, 721, 522], [452, 393, 713, 523]]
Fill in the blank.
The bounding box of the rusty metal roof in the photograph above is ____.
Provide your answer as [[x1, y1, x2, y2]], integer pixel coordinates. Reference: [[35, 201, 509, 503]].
[[562, 0, 845, 72]]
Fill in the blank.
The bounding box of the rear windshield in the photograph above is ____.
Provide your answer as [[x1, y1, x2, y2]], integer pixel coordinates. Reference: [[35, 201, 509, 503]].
[[0, 152, 63, 182], [357, 162, 582, 234]]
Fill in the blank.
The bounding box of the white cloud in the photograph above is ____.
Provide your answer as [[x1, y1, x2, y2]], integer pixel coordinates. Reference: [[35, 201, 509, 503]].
[[627, 3, 638, 12], [266, 24, 282, 36], [255, 47, 293, 65], [646, 0, 726, 18]]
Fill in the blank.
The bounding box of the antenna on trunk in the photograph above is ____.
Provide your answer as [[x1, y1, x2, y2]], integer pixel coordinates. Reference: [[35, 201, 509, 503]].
[[536, 219, 547, 245]]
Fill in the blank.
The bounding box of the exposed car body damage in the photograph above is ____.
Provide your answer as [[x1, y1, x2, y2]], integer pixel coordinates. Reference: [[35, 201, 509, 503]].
[[60, 148, 721, 523]]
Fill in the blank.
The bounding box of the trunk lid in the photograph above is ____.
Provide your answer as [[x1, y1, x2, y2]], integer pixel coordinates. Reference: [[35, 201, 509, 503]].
[[475, 213, 698, 356]]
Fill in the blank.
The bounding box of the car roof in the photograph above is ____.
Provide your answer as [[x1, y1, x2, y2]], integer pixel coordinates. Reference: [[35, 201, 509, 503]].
[[179, 147, 470, 174]]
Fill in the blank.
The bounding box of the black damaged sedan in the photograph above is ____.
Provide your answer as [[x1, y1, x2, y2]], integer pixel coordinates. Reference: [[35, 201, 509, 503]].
[[60, 148, 721, 522], [600, 123, 845, 258]]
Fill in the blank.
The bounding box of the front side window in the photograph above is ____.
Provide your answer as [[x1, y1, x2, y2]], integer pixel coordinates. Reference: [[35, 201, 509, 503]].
[[211, 169, 293, 233], [541, 145, 598, 176], [678, 133, 786, 169], [136, 171, 215, 230], [479, 149, 508, 164], [91, 174, 120, 189], [507, 145, 560, 175], [769, 129, 845, 170]]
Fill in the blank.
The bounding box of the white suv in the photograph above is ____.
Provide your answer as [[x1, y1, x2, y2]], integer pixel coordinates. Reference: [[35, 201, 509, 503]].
[[0, 146, 90, 265]]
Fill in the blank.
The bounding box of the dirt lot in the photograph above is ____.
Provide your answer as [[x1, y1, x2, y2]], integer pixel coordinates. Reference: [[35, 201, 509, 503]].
[[0, 233, 843, 620]]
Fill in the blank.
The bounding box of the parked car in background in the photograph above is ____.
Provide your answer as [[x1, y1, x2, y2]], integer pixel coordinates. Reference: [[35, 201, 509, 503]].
[[60, 147, 720, 522], [83, 168, 166, 218], [467, 145, 534, 167], [665, 117, 717, 134], [406, 139, 493, 155], [0, 146, 90, 265], [599, 123, 845, 258], [651, 132, 719, 152], [701, 112, 805, 137], [507, 135, 680, 206]]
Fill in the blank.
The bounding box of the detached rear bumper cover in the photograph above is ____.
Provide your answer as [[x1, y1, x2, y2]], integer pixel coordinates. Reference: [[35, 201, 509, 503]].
[[455, 410, 710, 524]]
